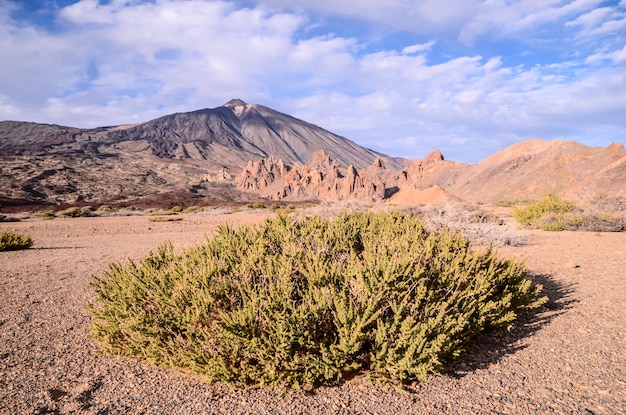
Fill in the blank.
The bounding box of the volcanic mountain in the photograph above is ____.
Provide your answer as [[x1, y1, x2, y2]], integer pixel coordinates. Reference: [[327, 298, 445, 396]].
[[0, 99, 400, 208]]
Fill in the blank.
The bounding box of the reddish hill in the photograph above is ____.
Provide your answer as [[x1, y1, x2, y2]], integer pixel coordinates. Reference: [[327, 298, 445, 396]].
[[445, 140, 626, 202], [235, 139, 626, 205]]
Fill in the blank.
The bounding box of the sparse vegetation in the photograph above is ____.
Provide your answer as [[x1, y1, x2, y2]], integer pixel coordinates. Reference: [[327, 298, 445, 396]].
[[513, 193, 625, 232], [58, 206, 94, 218], [0, 231, 33, 251], [35, 210, 56, 219], [149, 216, 184, 222], [170, 206, 183, 213], [513, 192, 575, 230], [247, 202, 266, 209], [96, 205, 115, 214], [90, 211, 545, 391], [148, 211, 177, 216], [183, 206, 202, 213], [495, 200, 515, 208], [409, 203, 527, 246]]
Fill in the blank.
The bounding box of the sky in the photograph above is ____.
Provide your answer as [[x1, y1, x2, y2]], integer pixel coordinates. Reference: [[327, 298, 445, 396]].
[[0, 0, 625, 163]]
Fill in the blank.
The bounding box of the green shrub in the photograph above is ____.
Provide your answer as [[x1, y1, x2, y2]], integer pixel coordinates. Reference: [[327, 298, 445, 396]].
[[58, 206, 93, 217], [513, 192, 575, 230], [495, 200, 515, 208], [97, 205, 115, 214], [539, 217, 566, 231], [569, 215, 586, 227], [247, 202, 266, 209], [183, 206, 202, 213], [36, 210, 56, 219], [90, 212, 546, 390], [170, 206, 183, 213], [0, 231, 33, 251], [600, 213, 614, 222]]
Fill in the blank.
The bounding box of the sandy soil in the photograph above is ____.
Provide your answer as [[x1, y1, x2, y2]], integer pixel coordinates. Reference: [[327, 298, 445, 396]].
[[1, 211, 624, 414]]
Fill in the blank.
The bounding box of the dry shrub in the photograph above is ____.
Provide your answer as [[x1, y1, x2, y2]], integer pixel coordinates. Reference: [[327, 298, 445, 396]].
[[303, 201, 374, 219], [35, 210, 56, 219], [574, 196, 625, 232], [149, 216, 184, 222], [410, 203, 528, 246], [0, 231, 33, 251]]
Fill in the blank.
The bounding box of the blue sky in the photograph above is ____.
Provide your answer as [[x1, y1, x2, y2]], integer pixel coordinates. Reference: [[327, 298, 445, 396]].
[[1, 0, 625, 163]]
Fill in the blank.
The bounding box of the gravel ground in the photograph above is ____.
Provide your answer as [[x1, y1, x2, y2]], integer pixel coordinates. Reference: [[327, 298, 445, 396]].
[[1, 212, 624, 414]]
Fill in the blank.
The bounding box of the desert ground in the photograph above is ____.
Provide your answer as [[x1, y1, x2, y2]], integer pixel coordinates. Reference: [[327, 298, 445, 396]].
[[0, 208, 624, 414]]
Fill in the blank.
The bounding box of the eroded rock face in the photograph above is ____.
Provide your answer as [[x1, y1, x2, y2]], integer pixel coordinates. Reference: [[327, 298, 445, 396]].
[[235, 139, 626, 206], [234, 150, 395, 202]]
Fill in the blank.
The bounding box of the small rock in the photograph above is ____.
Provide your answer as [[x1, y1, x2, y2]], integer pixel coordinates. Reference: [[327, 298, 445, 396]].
[[536, 387, 551, 395]]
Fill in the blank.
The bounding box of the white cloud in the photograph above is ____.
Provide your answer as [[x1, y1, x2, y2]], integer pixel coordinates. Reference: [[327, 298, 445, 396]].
[[281, 45, 625, 161], [0, 0, 624, 163], [258, 0, 611, 45], [587, 45, 626, 64], [402, 40, 436, 55], [613, 45, 626, 62], [565, 7, 613, 30], [566, 4, 626, 39]]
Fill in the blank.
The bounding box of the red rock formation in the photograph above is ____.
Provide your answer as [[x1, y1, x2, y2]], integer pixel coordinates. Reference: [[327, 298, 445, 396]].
[[235, 150, 395, 202]]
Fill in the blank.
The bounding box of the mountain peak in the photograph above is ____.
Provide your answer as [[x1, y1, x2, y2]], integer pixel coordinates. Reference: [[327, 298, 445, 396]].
[[223, 99, 250, 117], [224, 98, 248, 107]]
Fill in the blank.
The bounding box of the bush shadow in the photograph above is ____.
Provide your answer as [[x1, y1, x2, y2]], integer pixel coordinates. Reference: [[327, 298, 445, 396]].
[[33, 246, 86, 250], [434, 271, 577, 382]]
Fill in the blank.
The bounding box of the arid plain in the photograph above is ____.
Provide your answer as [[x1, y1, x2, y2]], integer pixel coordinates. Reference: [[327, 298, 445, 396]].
[[1, 208, 624, 415]]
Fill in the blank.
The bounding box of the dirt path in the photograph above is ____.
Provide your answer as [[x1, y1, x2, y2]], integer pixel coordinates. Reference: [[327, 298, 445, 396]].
[[1, 212, 624, 414]]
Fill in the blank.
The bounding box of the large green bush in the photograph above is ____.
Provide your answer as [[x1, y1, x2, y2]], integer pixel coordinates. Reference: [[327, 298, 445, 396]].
[[90, 212, 545, 390], [0, 231, 33, 251]]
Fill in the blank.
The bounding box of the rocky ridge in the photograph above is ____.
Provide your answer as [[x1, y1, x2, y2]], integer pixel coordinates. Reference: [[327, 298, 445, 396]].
[[235, 150, 393, 202], [235, 141, 626, 205]]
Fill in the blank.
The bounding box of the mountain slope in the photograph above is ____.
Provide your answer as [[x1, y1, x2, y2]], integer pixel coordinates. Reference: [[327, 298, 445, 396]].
[[446, 139, 626, 202], [0, 99, 401, 207]]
